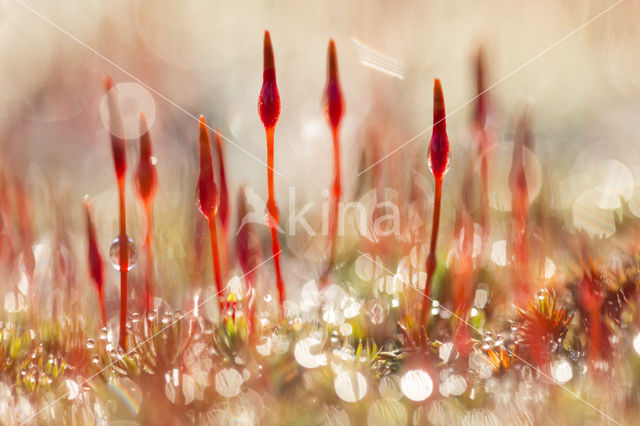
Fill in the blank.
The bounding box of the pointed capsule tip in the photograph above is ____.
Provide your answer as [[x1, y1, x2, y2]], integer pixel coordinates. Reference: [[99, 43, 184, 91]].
[[198, 116, 210, 144], [328, 39, 338, 81], [82, 194, 90, 207], [263, 31, 275, 72], [434, 78, 442, 95], [103, 76, 113, 92], [433, 78, 445, 124], [139, 112, 148, 133]]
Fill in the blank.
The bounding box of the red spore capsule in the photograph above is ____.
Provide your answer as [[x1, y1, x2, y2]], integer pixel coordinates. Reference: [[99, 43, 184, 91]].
[[135, 113, 158, 205], [83, 196, 107, 326], [428, 79, 450, 179], [258, 31, 280, 130], [323, 39, 344, 130], [197, 116, 219, 220]]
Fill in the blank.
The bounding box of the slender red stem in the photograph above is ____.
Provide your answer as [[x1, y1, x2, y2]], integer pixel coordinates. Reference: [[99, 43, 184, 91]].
[[236, 187, 262, 343], [135, 112, 157, 314], [208, 217, 224, 312], [328, 126, 341, 266], [143, 202, 154, 313], [510, 110, 531, 304], [117, 178, 128, 350], [266, 127, 285, 317], [99, 289, 107, 328], [213, 133, 230, 272], [421, 176, 442, 320], [589, 309, 601, 365]]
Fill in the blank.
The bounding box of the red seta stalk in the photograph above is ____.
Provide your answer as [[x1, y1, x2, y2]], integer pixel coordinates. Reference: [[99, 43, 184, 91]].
[[196, 116, 224, 312], [321, 39, 345, 285], [510, 108, 532, 304], [104, 77, 129, 350], [235, 187, 263, 342], [421, 79, 450, 323], [473, 47, 491, 244], [259, 30, 286, 317], [134, 112, 158, 314], [83, 196, 107, 327], [212, 132, 230, 271]]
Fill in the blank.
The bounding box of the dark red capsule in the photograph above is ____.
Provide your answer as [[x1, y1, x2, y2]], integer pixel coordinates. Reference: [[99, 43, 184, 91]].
[[429, 79, 450, 180], [197, 117, 219, 220], [258, 31, 281, 130], [135, 112, 158, 204], [323, 39, 344, 130], [213, 133, 229, 231], [103, 77, 127, 181]]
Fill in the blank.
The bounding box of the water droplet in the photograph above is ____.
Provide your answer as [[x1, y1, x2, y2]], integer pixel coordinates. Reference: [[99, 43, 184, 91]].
[[551, 358, 573, 384], [633, 333, 640, 355], [469, 351, 493, 379], [494, 335, 504, 347], [334, 371, 367, 402], [439, 342, 454, 363], [99, 327, 109, 340], [92, 354, 100, 364], [294, 337, 327, 369], [263, 202, 279, 228], [442, 374, 466, 396], [66, 379, 80, 400], [86, 338, 95, 349], [215, 368, 242, 398], [400, 370, 433, 401], [339, 323, 353, 336], [109, 236, 137, 271], [369, 303, 385, 325], [536, 288, 548, 301], [473, 288, 488, 309]]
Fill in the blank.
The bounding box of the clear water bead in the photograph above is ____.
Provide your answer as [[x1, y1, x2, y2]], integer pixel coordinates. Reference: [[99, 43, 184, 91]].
[[109, 236, 137, 271]]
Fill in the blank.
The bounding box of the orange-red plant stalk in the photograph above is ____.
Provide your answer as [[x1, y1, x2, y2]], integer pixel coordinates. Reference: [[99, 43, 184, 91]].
[[134, 113, 158, 314], [259, 31, 286, 317], [421, 79, 450, 322], [197, 117, 224, 312], [510, 109, 532, 304], [104, 77, 129, 350], [236, 187, 263, 341], [321, 39, 345, 284], [83, 196, 107, 327], [473, 48, 491, 243], [213, 132, 230, 270]]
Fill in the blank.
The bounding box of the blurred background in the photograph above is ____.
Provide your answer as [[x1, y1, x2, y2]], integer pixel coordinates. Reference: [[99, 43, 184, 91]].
[[1, 0, 639, 316]]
